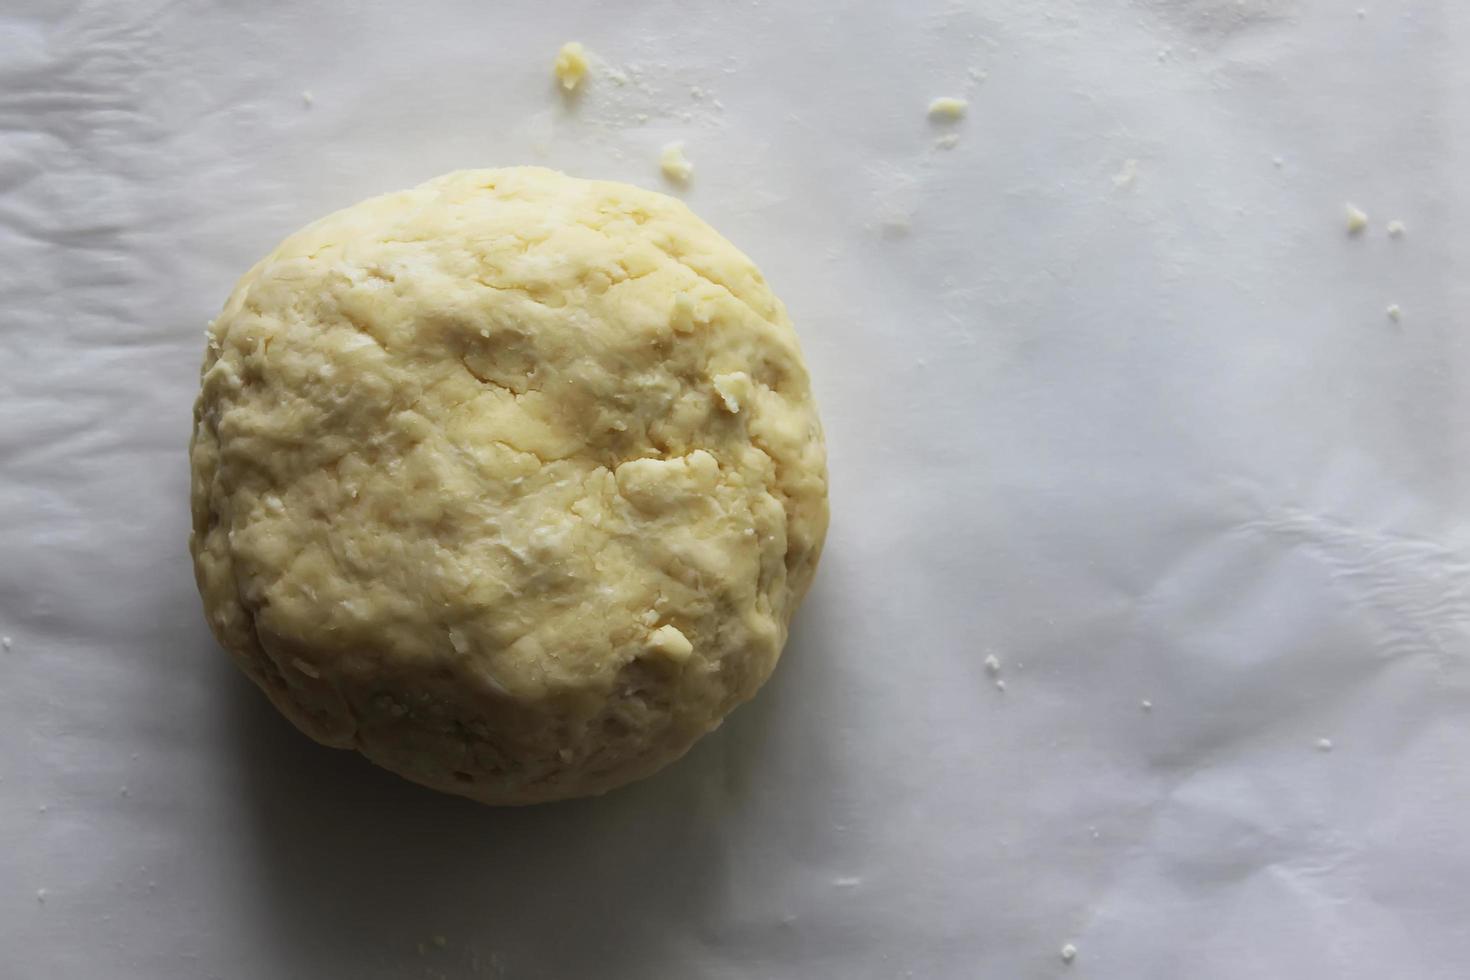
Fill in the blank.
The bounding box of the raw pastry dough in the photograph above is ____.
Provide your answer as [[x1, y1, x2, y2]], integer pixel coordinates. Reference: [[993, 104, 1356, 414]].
[[189, 167, 828, 804]]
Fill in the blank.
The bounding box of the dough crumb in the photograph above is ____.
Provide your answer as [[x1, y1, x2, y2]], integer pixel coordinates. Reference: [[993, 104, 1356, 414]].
[[994, 679, 1007, 692], [935, 133, 960, 150], [1113, 158, 1139, 189], [1345, 203, 1369, 235], [648, 624, 694, 661], [1386, 304, 1402, 323], [1061, 942, 1078, 964], [1, 635, 11, 651], [928, 96, 968, 120], [1386, 219, 1406, 238], [660, 141, 693, 183], [36, 889, 47, 903], [553, 42, 589, 91], [879, 216, 912, 238], [1272, 155, 1285, 168], [1141, 699, 1153, 711], [983, 653, 1001, 674], [1316, 737, 1334, 752], [301, 90, 314, 107]]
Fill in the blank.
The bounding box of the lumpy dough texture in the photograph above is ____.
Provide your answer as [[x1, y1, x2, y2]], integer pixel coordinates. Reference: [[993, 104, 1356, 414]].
[[189, 168, 828, 804]]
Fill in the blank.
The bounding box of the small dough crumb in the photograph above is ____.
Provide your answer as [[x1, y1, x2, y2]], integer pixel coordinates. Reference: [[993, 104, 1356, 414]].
[[1316, 737, 1334, 752], [553, 42, 589, 91], [994, 679, 1007, 692], [935, 133, 960, 150], [1387, 219, 1406, 238], [1345, 203, 1369, 235], [1141, 699, 1153, 711], [1061, 943, 1078, 964], [1, 636, 11, 651], [928, 97, 968, 120], [1113, 158, 1139, 189], [660, 141, 693, 183], [301, 90, 314, 107], [983, 653, 1001, 674], [648, 624, 694, 661], [1386, 304, 1402, 323], [36, 889, 47, 903]]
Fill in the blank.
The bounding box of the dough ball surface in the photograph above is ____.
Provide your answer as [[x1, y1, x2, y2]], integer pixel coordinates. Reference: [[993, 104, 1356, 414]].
[[189, 167, 828, 804]]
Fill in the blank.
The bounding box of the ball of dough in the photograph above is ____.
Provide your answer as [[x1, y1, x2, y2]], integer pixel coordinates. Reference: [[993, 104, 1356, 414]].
[[189, 168, 828, 805]]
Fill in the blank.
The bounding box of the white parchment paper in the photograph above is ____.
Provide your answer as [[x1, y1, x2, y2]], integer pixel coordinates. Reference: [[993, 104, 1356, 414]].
[[1, 1, 1468, 977]]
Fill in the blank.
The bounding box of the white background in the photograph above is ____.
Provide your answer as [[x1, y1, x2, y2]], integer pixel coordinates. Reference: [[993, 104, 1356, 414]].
[[1, 1, 1468, 977]]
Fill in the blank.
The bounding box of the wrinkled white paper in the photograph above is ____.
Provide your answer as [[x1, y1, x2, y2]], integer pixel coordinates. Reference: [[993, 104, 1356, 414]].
[[1, 2, 1467, 978]]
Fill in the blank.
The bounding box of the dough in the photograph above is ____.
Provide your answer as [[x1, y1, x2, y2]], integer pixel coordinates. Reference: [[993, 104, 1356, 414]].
[[552, 42, 588, 91], [660, 141, 694, 183], [189, 168, 828, 804], [927, 96, 968, 120]]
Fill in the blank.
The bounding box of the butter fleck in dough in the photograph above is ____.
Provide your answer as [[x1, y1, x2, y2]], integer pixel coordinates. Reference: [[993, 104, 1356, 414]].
[[189, 167, 829, 805], [553, 42, 589, 91]]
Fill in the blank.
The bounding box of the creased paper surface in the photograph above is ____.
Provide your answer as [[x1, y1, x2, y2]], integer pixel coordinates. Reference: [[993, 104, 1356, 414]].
[[0, 2, 1467, 978]]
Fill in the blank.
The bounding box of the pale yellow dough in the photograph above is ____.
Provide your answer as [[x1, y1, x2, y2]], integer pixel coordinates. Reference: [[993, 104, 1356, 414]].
[[553, 42, 588, 91], [927, 96, 968, 120], [660, 141, 694, 183], [190, 167, 828, 804]]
